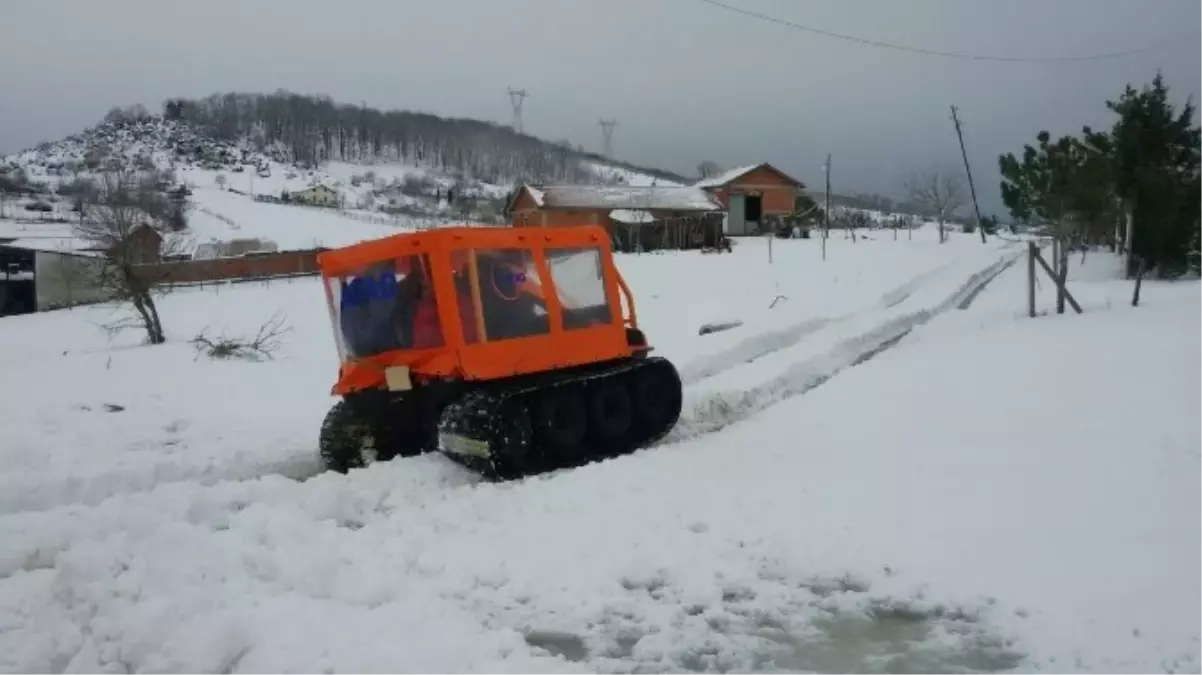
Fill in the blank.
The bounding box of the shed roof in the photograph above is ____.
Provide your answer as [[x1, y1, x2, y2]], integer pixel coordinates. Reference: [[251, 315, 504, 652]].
[[0, 237, 103, 257], [0, 220, 76, 240], [694, 162, 806, 189], [516, 184, 720, 212]]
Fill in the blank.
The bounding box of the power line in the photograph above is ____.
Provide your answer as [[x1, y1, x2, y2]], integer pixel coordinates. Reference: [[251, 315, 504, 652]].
[[694, 0, 1198, 63]]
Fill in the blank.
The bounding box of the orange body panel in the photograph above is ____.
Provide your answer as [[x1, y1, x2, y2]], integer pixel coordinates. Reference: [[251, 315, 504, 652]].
[[317, 225, 640, 395]]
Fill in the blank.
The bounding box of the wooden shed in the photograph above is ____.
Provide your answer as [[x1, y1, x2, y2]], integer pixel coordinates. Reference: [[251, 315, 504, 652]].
[[694, 163, 805, 236]]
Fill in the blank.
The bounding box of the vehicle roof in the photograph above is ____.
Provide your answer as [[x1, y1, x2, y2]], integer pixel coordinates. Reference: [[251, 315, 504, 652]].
[[316, 224, 611, 277]]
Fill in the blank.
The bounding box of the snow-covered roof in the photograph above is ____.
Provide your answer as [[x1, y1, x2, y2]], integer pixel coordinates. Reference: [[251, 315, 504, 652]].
[[293, 183, 337, 193], [0, 221, 76, 240], [693, 163, 806, 190], [610, 209, 655, 224], [0, 236, 102, 257], [694, 165, 761, 189], [529, 185, 720, 211], [525, 186, 546, 207]]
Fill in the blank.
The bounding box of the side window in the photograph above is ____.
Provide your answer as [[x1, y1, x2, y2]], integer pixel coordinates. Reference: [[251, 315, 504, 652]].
[[545, 247, 613, 330], [324, 275, 348, 360], [462, 248, 550, 342], [450, 250, 481, 345], [334, 254, 442, 358]]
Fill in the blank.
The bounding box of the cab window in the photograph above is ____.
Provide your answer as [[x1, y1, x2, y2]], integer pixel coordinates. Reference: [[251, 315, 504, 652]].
[[330, 254, 442, 359]]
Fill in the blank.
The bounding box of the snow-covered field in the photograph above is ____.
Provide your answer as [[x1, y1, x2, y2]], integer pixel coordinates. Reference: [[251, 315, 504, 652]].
[[182, 188, 413, 252], [0, 229, 1197, 673]]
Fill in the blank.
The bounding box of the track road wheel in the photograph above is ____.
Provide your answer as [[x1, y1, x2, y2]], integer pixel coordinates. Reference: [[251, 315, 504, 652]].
[[319, 400, 391, 473], [588, 381, 633, 445], [536, 389, 587, 456], [632, 363, 683, 434]]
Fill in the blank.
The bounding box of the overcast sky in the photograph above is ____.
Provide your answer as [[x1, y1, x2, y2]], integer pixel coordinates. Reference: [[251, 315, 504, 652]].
[[1, 0, 1197, 214]]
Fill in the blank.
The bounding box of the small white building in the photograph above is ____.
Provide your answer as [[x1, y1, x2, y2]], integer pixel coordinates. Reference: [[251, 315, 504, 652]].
[[193, 237, 280, 260], [289, 184, 341, 207]]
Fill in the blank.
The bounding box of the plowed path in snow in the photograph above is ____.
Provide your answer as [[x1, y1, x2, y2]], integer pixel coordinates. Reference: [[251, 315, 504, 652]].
[[670, 250, 1018, 441], [674, 259, 958, 386]]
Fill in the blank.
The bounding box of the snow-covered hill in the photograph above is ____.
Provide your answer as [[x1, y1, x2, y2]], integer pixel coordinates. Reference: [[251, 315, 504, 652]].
[[0, 228, 1196, 673], [0, 116, 678, 254]]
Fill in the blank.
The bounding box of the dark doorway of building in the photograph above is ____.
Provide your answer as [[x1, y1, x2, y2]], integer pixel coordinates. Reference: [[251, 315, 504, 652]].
[[0, 280, 35, 317], [744, 195, 762, 224]]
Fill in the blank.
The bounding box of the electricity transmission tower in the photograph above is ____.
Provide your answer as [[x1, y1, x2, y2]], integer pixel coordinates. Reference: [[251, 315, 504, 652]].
[[598, 118, 617, 158], [507, 88, 529, 134]]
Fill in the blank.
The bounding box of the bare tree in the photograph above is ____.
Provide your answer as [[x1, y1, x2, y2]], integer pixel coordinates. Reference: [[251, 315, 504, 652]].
[[76, 169, 185, 345], [697, 160, 723, 179], [902, 165, 967, 244]]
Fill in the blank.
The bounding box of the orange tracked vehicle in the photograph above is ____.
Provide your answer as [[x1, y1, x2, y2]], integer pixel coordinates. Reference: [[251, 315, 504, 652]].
[[316, 224, 683, 479]]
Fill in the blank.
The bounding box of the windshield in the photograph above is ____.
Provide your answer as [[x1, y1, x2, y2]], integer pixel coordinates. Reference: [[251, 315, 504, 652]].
[[326, 254, 443, 360]]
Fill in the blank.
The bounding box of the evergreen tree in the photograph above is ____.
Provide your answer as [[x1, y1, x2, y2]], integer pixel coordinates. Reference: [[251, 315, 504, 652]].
[[1104, 73, 1200, 277], [979, 214, 1000, 235], [999, 129, 1122, 252]]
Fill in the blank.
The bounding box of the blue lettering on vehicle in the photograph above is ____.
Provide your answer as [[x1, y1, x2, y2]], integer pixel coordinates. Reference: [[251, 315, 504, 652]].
[[341, 270, 399, 309]]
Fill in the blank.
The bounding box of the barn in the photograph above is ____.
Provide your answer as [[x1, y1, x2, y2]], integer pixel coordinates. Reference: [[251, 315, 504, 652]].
[[694, 163, 806, 236], [0, 222, 164, 317], [0, 238, 111, 316]]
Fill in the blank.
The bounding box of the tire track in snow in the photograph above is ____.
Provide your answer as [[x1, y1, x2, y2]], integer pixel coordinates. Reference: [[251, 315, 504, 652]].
[[666, 253, 1019, 442], [676, 259, 959, 386]]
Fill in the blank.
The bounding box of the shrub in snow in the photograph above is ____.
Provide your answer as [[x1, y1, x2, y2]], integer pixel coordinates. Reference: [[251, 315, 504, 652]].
[[190, 313, 291, 362]]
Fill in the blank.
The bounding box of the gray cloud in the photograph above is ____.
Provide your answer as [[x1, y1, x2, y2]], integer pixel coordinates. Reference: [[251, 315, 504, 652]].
[[1, 0, 1197, 214]]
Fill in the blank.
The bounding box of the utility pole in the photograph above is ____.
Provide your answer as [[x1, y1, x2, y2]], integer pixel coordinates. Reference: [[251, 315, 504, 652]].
[[598, 118, 617, 158], [507, 88, 529, 134], [950, 104, 988, 244], [822, 153, 831, 261]]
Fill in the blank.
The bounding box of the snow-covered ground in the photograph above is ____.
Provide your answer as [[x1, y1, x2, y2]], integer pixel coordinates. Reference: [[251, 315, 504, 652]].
[[0, 229, 1197, 673], [182, 188, 415, 252]]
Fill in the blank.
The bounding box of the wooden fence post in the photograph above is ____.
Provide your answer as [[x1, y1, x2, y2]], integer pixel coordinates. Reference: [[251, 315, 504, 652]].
[[1028, 240, 1037, 318], [1032, 245, 1083, 314]]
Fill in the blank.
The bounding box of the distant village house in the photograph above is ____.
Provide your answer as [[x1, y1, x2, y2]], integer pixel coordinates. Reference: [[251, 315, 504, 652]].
[[503, 162, 805, 250], [288, 184, 341, 208], [693, 163, 806, 236]]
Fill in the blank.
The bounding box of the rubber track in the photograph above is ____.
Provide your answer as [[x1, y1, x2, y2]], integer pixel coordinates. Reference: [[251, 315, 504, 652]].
[[437, 357, 681, 480]]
